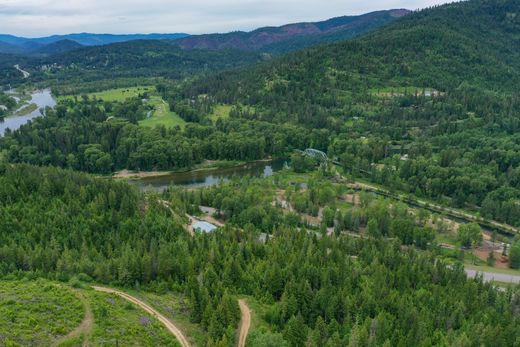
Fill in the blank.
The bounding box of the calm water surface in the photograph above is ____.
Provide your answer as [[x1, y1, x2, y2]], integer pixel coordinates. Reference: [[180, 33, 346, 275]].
[[132, 160, 286, 191], [0, 89, 56, 136]]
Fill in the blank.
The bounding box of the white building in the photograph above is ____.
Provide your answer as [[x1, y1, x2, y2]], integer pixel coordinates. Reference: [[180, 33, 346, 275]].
[[193, 221, 218, 233]]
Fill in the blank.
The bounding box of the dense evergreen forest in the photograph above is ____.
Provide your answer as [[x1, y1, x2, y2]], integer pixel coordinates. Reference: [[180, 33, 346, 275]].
[[167, 0, 520, 225], [0, 94, 313, 173], [0, 164, 519, 346], [2, 0, 520, 345], [4, 0, 520, 225], [0, 40, 266, 88]]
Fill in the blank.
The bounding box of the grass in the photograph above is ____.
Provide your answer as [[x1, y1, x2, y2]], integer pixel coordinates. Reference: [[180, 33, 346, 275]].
[[129, 290, 207, 346], [14, 103, 38, 116], [0, 279, 189, 347], [0, 279, 84, 346], [209, 104, 232, 121], [139, 96, 186, 129], [57, 86, 151, 102], [239, 296, 287, 347], [78, 288, 180, 347], [58, 86, 186, 129], [88, 86, 151, 102]]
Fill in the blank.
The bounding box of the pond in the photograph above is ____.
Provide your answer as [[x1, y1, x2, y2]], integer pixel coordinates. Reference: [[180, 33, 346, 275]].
[[0, 89, 56, 136], [131, 159, 287, 191]]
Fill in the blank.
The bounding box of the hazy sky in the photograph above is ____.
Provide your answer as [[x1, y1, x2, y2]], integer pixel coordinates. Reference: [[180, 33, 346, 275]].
[[0, 0, 453, 37]]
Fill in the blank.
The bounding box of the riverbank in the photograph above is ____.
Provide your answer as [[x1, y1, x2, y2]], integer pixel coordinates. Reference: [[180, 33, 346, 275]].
[[113, 159, 273, 179], [0, 89, 56, 136]]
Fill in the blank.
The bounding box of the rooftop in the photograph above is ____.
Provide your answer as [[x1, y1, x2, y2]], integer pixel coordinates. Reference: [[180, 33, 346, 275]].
[[193, 221, 218, 233]]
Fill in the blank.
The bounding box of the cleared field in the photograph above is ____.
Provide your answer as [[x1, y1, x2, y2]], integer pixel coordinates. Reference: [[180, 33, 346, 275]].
[[59, 86, 186, 129], [0, 279, 84, 346], [82, 289, 181, 347], [139, 96, 186, 129], [0, 279, 190, 347], [57, 86, 151, 102], [86, 86, 152, 102], [209, 104, 232, 121], [129, 290, 207, 346]]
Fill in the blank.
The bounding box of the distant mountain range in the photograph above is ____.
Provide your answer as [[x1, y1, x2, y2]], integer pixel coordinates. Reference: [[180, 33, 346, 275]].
[[0, 33, 189, 56], [0, 10, 409, 57], [173, 9, 410, 54]]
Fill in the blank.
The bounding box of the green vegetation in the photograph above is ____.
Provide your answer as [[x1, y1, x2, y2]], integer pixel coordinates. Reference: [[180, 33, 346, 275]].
[[0, 278, 188, 347], [457, 223, 483, 248], [84, 290, 180, 347], [140, 96, 186, 128], [2, 0, 520, 345], [130, 291, 208, 346], [208, 104, 232, 122], [14, 103, 38, 116], [169, 0, 520, 228], [78, 86, 149, 102], [0, 279, 83, 346]]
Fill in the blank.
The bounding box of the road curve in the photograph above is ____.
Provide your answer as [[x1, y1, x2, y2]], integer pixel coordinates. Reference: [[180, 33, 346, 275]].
[[237, 299, 251, 347], [14, 64, 30, 78], [465, 269, 520, 284], [92, 286, 191, 347]]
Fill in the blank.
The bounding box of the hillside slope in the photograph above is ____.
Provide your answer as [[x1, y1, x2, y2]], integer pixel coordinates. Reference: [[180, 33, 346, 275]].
[[3, 40, 266, 86], [185, 0, 520, 109], [174, 9, 409, 53], [30, 39, 84, 56]]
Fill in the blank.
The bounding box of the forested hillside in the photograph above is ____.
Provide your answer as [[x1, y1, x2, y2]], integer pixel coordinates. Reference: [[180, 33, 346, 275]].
[[0, 164, 519, 346], [2, 1, 520, 345], [184, 0, 520, 103], [0, 40, 266, 88], [173, 10, 409, 54], [163, 0, 520, 226]]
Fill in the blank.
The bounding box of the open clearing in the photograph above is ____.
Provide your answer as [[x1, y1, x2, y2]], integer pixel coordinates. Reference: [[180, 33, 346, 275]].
[[93, 286, 190, 347], [139, 96, 186, 128], [59, 86, 186, 128]]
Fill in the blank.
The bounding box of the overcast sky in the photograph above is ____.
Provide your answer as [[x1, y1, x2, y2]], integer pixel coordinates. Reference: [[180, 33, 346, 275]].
[[0, 0, 453, 37]]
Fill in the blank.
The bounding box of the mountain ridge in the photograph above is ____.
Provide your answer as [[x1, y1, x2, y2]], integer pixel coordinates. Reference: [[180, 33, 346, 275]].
[[173, 9, 410, 53]]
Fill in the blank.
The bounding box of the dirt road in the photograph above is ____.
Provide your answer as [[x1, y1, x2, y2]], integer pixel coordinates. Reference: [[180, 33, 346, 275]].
[[237, 299, 251, 347], [92, 286, 191, 347], [54, 290, 93, 346]]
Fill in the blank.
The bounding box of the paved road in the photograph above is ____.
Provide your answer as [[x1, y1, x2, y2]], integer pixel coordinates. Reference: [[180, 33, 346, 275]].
[[14, 64, 30, 78], [237, 300, 251, 347], [93, 286, 191, 347], [465, 269, 520, 284]]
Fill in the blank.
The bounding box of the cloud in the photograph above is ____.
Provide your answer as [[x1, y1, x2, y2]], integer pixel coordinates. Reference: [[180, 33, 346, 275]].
[[0, 0, 453, 37]]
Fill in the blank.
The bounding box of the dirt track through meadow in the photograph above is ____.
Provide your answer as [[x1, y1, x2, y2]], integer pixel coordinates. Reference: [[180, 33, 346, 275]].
[[237, 299, 251, 347], [92, 286, 191, 347]]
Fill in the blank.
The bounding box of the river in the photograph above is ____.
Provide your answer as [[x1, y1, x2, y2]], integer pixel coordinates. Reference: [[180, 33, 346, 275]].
[[0, 89, 56, 136], [131, 160, 287, 191]]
